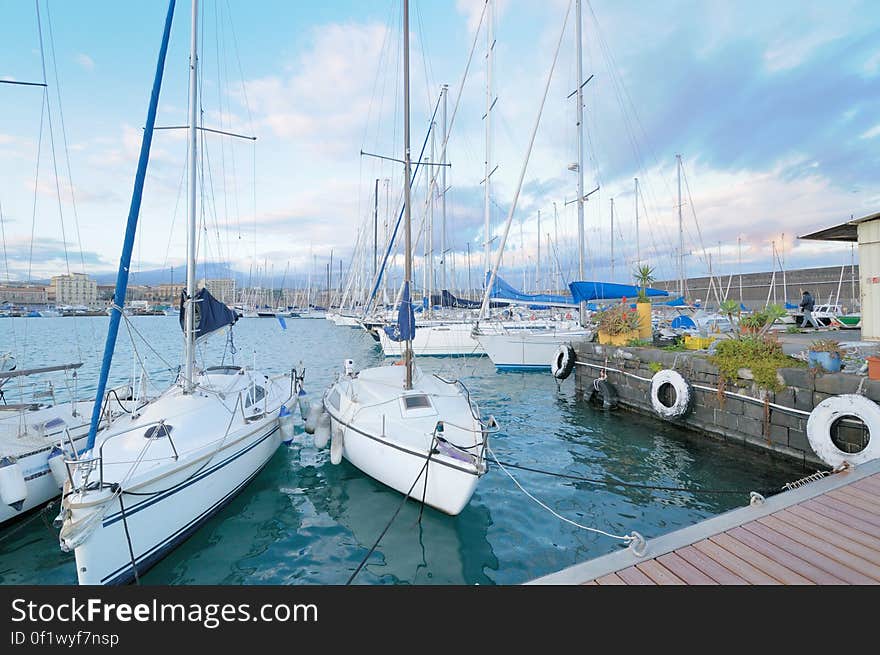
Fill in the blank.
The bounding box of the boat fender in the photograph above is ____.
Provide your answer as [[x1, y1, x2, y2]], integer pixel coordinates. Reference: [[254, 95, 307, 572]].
[[314, 412, 331, 449], [590, 378, 618, 410], [47, 445, 70, 489], [650, 369, 692, 419], [806, 394, 880, 468], [0, 456, 26, 511], [278, 405, 296, 443], [296, 387, 309, 417], [330, 424, 344, 465], [304, 399, 323, 434], [551, 344, 576, 380]]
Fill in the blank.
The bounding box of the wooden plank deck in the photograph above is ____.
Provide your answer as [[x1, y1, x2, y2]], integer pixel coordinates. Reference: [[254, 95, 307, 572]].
[[527, 458, 880, 585]]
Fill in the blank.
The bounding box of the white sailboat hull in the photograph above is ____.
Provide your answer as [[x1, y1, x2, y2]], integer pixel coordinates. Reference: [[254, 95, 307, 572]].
[[477, 327, 593, 370], [378, 321, 485, 357], [68, 421, 279, 585], [323, 366, 485, 516]]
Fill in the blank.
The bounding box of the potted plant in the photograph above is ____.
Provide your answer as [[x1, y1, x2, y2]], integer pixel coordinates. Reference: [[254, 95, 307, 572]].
[[633, 264, 655, 340], [596, 302, 641, 345], [808, 338, 845, 373]]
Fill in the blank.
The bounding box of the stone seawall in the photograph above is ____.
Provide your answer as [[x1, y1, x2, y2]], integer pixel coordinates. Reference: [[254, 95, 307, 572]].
[[573, 343, 878, 469]]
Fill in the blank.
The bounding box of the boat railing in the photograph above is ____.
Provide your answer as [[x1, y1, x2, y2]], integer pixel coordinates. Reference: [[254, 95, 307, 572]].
[[64, 419, 179, 493]]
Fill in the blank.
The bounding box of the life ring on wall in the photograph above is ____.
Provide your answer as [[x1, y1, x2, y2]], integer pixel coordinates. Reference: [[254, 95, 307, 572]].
[[806, 394, 880, 468], [551, 344, 576, 380], [650, 369, 692, 419], [590, 377, 618, 409]]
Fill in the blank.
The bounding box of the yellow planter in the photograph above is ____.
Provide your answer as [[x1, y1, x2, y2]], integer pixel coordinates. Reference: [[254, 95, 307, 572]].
[[636, 302, 652, 340], [598, 329, 639, 346], [683, 335, 713, 350]]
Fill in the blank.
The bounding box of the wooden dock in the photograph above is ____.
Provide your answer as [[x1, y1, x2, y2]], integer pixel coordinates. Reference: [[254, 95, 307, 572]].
[[528, 458, 880, 585]]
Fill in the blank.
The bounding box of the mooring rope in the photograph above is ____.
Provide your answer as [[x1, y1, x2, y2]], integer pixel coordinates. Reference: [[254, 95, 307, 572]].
[[346, 457, 431, 585], [488, 445, 636, 545], [491, 457, 776, 497]]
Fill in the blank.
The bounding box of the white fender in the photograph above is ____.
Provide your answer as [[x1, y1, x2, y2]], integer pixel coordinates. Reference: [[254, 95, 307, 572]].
[[296, 390, 309, 418], [0, 456, 27, 511], [278, 405, 295, 443], [650, 369, 692, 419], [330, 424, 344, 465], [807, 394, 880, 468], [314, 412, 331, 449], [304, 399, 323, 434], [47, 446, 70, 489]]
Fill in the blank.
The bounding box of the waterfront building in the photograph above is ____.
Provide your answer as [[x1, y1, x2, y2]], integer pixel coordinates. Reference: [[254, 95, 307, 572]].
[[50, 273, 97, 307]]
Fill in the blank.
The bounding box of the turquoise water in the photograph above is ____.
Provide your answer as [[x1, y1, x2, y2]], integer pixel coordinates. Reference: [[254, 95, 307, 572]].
[[0, 316, 806, 585]]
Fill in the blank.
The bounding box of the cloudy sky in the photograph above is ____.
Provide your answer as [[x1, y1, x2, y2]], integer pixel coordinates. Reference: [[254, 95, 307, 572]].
[[1, 0, 878, 293]]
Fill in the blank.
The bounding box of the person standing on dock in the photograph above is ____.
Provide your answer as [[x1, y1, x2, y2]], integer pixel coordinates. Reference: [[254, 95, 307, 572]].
[[800, 290, 820, 330]]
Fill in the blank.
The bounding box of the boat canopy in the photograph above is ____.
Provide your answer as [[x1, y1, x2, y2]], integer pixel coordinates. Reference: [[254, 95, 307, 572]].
[[488, 274, 576, 307], [179, 287, 238, 341], [569, 281, 669, 304]]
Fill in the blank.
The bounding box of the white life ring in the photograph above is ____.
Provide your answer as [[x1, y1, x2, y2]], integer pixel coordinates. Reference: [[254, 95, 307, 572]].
[[650, 369, 692, 419], [806, 394, 880, 468], [551, 344, 576, 380]]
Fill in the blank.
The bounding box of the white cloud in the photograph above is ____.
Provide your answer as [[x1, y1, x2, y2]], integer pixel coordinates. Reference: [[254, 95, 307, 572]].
[[75, 53, 95, 72], [860, 124, 880, 140]]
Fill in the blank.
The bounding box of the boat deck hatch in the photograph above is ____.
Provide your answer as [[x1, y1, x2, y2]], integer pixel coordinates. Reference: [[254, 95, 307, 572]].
[[403, 395, 431, 410], [144, 424, 172, 439]]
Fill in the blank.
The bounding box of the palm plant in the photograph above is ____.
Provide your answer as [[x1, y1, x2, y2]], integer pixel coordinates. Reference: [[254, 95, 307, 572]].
[[633, 264, 655, 303]]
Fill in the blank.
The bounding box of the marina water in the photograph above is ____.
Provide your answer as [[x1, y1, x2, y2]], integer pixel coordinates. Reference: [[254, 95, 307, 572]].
[[1, 316, 805, 584]]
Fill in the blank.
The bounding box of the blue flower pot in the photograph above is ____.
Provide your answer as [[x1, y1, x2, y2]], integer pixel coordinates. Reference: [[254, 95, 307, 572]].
[[809, 350, 841, 372]]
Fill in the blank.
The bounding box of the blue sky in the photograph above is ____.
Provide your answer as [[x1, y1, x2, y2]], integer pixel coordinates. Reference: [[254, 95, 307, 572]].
[[1, 0, 879, 293]]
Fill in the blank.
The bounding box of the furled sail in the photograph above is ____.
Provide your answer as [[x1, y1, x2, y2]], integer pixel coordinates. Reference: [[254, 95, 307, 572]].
[[179, 287, 238, 341], [383, 281, 416, 342]]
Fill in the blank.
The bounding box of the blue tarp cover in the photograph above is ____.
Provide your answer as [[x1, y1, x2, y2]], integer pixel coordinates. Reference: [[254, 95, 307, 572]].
[[488, 274, 575, 306], [569, 281, 669, 304]]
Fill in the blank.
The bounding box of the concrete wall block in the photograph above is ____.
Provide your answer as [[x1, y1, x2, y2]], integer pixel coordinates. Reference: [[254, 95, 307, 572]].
[[690, 356, 718, 376], [774, 387, 796, 408], [813, 391, 833, 407], [691, 405, 716, 426], [737, 415, 765, 439], [714, 410, 739, 432], [792, 387, 814, 412], [814, 373, 864, 396], [768, 423, 789, 447], [779, 367, 815, 391], [787, 429, 812, 455], [863, 379, 880, 404], [770, 409, 806, 431]]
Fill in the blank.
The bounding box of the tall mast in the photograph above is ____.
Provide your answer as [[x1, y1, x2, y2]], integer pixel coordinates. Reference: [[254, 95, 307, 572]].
[[373, 178, 379, 277], [575, 0, 586, 324], [184, 0, 199, 393], [440, 84, 448, 294], [634, 177, 639, 266], [403, 0, 413, 389], [738, 236, 743, 303], [553, 201, 559, 291], [536, 209, 541, 292], [483, 0, 494, 283], [610, 197, 615, 281], [676, 153, 684, 298]]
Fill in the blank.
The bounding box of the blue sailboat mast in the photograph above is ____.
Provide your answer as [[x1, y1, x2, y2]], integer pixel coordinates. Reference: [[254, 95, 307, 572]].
[[86, 0, 177, 450]]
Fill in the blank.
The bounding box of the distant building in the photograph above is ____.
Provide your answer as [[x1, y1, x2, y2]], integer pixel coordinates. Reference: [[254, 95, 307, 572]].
[[198, 278, 236, 305], [156, 283, 185, 303], [51, 273, 97, 307], [0, 283, 48, 305]]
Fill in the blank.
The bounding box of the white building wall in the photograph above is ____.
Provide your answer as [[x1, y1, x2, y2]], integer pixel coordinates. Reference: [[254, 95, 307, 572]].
[[858, 220, 880, 341]]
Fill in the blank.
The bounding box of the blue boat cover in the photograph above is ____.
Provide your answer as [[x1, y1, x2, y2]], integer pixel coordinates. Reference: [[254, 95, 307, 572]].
[[488, 274, 576, 306], [662, 296, 687, 306], [383, 281, 416, 342], [671, 315, 697, 329], [179, 287, 238, 341], [569, 281, 669, 304]]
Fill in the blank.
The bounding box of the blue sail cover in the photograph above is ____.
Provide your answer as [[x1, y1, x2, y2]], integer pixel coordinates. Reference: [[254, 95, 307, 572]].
[[569, 281, 669, 304], [180, 287, 238, 341], [487, 274, 576, 307], [383, 281, 416, 342], [663, 296, 687, 306]]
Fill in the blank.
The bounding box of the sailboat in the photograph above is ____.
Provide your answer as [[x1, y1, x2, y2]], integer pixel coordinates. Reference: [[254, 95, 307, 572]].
[[320, 0, 491, 516], [58, 0, 294, 585]]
